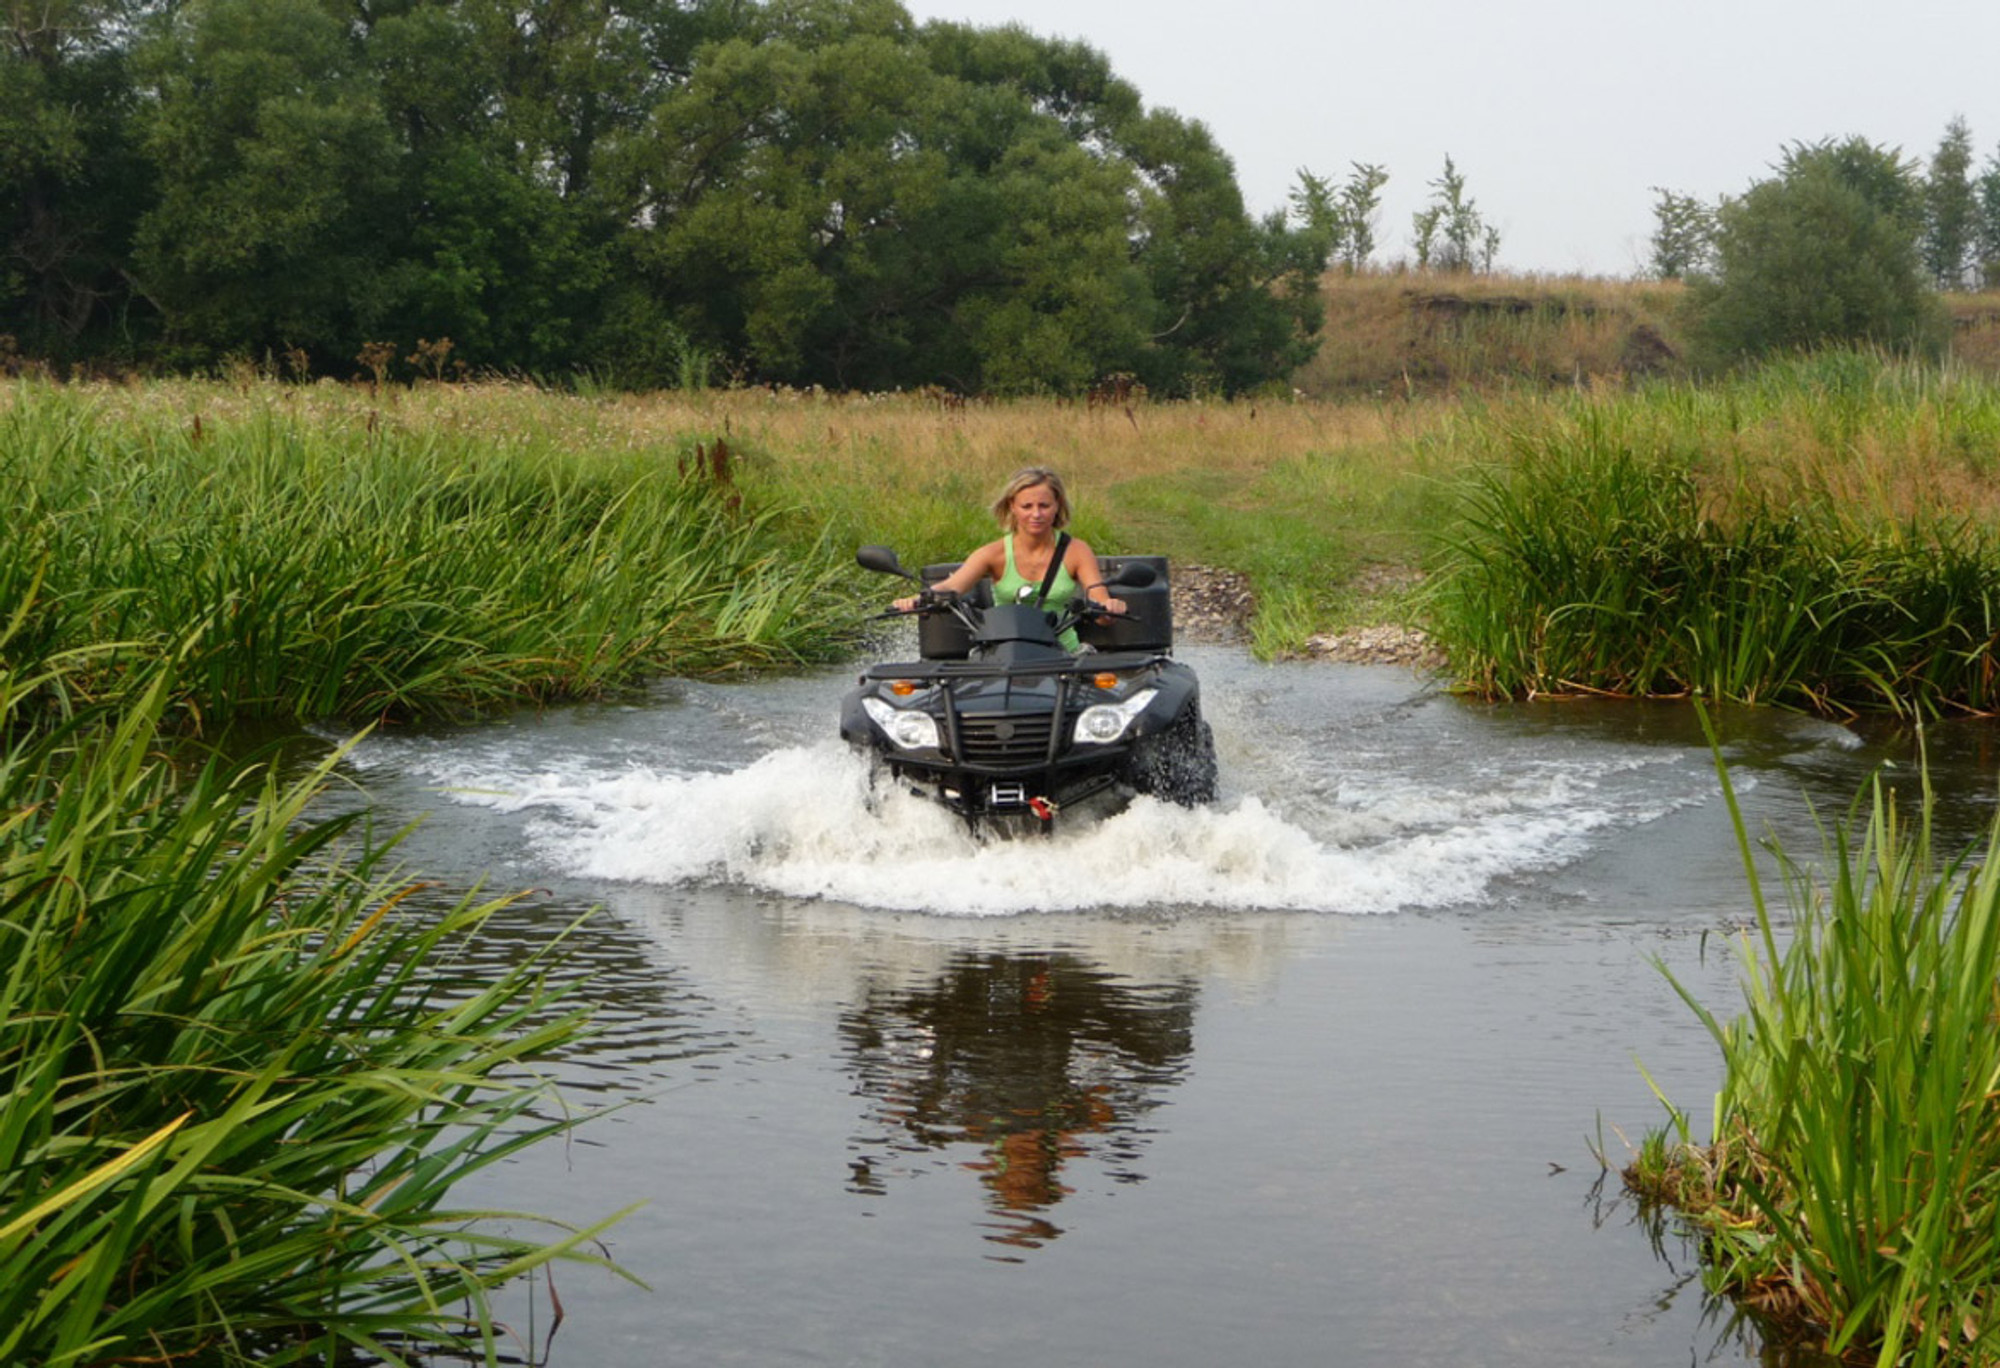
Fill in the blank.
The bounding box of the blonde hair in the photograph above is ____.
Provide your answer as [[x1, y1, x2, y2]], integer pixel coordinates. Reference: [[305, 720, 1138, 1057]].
[[990, 466, 1072, 531]]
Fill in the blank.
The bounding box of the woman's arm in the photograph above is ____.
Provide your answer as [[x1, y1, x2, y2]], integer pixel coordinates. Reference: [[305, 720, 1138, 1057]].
[[1067, 541, 1126, 615], [895, 541, 1000, 611]]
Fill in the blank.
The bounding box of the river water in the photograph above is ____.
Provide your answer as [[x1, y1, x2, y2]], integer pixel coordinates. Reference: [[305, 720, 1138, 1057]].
[[320, 646, 2000, 1367]]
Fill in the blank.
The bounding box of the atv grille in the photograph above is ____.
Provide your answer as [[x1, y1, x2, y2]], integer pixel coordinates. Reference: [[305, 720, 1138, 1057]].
[[956, 712, 1056, 765]]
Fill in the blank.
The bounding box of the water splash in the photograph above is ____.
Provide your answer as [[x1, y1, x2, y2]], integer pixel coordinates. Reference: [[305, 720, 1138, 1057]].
[[391, 736, 1692, 917]]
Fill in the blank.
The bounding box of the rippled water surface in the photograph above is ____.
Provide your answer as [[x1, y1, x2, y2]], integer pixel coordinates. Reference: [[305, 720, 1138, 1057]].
[[318, 646, 2000, 1367]]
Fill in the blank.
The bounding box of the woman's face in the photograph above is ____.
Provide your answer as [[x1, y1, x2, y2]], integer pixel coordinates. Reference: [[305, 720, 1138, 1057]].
[[1010, 483, 1059, 536]]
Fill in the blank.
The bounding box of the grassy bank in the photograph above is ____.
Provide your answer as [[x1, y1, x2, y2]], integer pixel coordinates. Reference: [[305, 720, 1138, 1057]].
[[1424, 351, 2000, 716], [1296, 271, 2000, 401], [0, 659, 633, 1363], [2, 377, 1470, 682], [3, 381, 855, 728], [1298, 270, 1687, 399], [12, 347, 2000, 715], [596, 344, 2000, 688], [700, 386, 1463, 656], [1628, 739, 2000, 1366]]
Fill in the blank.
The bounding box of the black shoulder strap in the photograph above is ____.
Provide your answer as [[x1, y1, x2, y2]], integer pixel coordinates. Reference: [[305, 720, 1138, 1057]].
[[1035, 531, 1072, 608]]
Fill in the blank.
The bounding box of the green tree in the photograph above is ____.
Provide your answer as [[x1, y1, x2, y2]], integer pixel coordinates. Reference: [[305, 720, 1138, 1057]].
[[923, 20, 1320, 393], [1289, 161, 1387, 274], [1778, 136, 1925, 229], [133, 0, 400, 362], [1686, 139, 1945, 364], [610, 9, 1315, 395], [1287, 169, 1340, 267], [1921, 115, 1976, 289], [1975, 144, 2000, 288], [611, 17, 1151, 393], [1120, 106, 1321, 393], [381, 146, 612, 374], [369, 0, 723, 202], [363, 0, 650, 373], [1411, 155, 1497, 273], [0, 0, 150, 357], [1647, 187, 1716, 279], [2, 0, 1321, 390], [1337, 161, 1389, 271]]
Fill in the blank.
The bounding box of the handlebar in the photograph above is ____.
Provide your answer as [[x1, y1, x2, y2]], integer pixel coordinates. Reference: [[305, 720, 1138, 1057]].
[[881, 590, 1131, 624], [877, 588, 961, 620]]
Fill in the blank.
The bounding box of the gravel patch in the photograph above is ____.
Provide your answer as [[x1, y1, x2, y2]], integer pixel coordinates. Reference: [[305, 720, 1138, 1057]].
[[1172, 563, 1444, 670]]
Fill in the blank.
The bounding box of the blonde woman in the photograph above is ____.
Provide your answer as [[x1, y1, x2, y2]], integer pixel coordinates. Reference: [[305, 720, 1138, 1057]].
[[895, 467, 1126, 650]]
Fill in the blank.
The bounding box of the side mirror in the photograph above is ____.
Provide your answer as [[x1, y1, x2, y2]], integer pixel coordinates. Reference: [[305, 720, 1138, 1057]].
[[1109, 560, 1158, 589], [857, 545, 915, 580]]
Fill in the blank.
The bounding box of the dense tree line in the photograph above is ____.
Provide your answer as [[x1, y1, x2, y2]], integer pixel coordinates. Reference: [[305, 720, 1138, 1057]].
[[1646, 122, 2000, 365], [1652, 118, 2000, 294], [0, 0, 1330, 393]]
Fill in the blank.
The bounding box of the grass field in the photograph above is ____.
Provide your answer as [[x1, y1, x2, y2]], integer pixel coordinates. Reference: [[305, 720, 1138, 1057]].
[[13, 341, 2000, 718]]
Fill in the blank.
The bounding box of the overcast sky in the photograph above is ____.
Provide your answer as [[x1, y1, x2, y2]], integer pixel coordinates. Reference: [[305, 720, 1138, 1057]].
[[899, 0, 2000, 277]]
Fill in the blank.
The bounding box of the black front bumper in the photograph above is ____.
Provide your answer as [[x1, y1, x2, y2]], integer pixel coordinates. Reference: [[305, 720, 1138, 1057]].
[[840, 653, 1195, 821]]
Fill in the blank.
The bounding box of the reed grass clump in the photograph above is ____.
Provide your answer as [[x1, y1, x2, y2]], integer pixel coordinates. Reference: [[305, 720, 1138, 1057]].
[[2, 380, 853, 727], [1630, 737, 2000, 1367], [0, 658, 630, 1364], [1425, 352, 2000, 716]]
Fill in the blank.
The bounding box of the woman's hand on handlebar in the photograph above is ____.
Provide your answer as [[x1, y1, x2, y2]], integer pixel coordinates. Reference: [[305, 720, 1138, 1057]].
[[893, 588, 957, 613]]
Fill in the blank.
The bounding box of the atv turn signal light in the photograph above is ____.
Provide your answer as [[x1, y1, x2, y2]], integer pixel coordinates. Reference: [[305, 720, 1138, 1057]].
[[889, 679, 920, 696], [1090, 672, 1120, 690]]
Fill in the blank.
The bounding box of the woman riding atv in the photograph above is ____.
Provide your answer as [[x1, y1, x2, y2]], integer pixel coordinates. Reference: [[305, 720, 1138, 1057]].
[[848, 467, 1215, 830], [894, 467, 1126, 651]]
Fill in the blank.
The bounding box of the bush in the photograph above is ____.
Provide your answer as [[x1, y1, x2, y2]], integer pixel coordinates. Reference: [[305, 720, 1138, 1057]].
[[1686, 141, 1949, 366]]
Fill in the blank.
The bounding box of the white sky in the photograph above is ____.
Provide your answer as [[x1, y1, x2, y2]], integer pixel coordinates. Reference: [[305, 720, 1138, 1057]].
[[900, 0, 2000, 277]]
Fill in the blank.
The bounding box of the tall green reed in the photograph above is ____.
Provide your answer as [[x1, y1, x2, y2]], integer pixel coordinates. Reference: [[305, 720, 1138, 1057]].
[[1632, 722, 2000, 1366], [1425, 358, 2000, 716], [0, 649, 634, 1364], [2, 382, 855, 727]]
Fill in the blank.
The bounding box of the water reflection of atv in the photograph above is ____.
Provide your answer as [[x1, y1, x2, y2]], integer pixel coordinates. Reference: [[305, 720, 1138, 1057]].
[[839, 545, 1217, 831], [840, 950, 1197, 1251]]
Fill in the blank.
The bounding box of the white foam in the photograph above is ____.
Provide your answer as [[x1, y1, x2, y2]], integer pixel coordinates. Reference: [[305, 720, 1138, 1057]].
[[413, 739, 1662, 917]]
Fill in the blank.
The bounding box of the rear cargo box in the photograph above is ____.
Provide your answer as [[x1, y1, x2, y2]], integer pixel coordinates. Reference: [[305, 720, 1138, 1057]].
[[1076, 555, 1173, 652]]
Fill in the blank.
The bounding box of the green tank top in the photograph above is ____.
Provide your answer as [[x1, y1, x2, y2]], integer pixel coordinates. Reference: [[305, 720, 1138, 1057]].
[[994, 536, 1081, 651]]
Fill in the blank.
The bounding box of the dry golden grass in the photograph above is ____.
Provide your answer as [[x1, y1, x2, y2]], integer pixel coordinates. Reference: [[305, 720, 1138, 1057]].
[[27, 374, 1451, 482], [1298, 269, 1687, 398], [1442, 364, 2000, 535], [629, 386, 1444, 490], [1722, 420, 2000, 526], [592, 387, 1473, 611], [13, 376, 1469, 655], [1946, 289, 2000, 374]]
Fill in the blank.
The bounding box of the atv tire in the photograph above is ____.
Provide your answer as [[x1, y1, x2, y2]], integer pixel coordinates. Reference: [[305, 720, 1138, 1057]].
[[1121, 707, 1217, 807]]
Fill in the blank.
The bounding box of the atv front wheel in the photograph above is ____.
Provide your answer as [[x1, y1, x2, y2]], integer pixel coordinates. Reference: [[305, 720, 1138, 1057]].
[[1121, 707, 1217, 806]]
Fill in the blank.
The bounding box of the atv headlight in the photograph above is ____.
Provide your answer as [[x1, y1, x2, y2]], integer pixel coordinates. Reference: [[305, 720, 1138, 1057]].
[[1072, 687, 1158, 745], [863, 696, 940, 751]]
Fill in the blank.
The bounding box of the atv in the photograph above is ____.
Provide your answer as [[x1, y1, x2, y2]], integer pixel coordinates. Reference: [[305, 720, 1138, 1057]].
[[839, 545, 1217, 832]]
